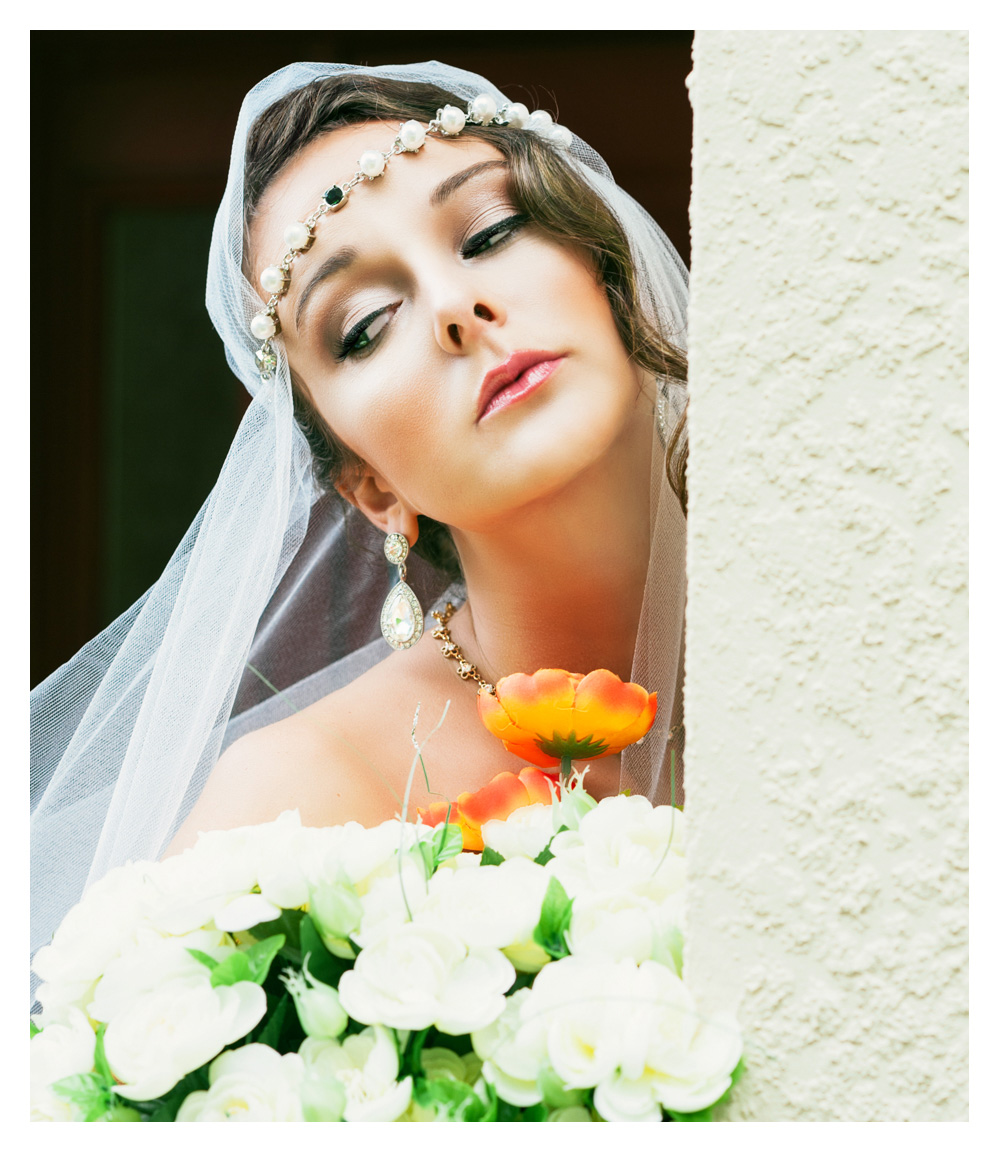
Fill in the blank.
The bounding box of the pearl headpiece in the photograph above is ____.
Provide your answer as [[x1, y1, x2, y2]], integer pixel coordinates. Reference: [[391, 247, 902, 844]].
[[250, 94, 573, 378]]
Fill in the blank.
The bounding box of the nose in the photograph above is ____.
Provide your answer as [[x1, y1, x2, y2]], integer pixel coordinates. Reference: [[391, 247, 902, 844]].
[[432, 288, 506, 354]]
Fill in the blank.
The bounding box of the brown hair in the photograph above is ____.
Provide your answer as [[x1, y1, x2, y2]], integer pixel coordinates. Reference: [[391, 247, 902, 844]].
[[244, 75, 688, 577]]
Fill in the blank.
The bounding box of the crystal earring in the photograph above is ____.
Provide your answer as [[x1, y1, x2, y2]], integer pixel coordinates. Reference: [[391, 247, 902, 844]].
[[380, 533, 424, 650]]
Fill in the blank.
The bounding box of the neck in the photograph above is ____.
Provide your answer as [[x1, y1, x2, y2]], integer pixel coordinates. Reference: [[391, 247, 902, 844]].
[[448, 410, 654, 684]]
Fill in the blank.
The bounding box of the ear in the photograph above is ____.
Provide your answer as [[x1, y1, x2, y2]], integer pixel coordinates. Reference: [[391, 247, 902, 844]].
[[336, 468, 420, 546]]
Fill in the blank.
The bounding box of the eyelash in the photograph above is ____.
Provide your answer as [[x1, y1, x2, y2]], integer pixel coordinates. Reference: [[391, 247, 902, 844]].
[[336, 213, 529, 360]]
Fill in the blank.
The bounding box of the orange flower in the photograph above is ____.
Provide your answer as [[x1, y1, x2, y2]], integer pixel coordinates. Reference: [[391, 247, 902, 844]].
[[418, 765, 557, 852], [477, 668, 657, 772]]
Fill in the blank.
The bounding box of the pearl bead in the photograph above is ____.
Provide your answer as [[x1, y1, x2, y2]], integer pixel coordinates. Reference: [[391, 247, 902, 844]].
[[438, 105, 466, 135], [250, 312, 278, 340], [470, 94, 497, 124], [359, 150, 386, 178], [398, 119, 426, 151], [527, 110, 554, 133], [504, 102, 530, 129], [283, 222, 312, 251], [547, 124, 573, 150], [259, 265, 287, 295]]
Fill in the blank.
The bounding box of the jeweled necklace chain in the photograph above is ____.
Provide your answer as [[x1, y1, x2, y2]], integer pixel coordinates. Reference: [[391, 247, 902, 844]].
[[431, 602, 496, 695], [431, 600, 684, 747]]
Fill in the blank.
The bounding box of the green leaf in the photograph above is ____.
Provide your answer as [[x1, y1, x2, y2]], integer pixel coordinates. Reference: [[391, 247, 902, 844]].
[[495, 1098, 548, 1121], [93, 1023, 114, 1086], [432, 822, 464, 864], [533, 826, 568, 866], [186, 947, 219, 972], [300, 914, 352, 988], [243, 934, 285, 984], [248, 908, 303, 952], [29, 1019, 40, 1038], [480, 846, 505, 867], [52, 1073, 112, 1122], [209, 934, 285, 988], [532, 875, 573, 960], [253, 990, 292, 1051], [413, 1076, 487, 1121], [404, 1027, 431, 1080]]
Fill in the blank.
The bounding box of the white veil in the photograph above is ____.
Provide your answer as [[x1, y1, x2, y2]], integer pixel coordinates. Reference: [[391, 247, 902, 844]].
[[30, 60, 689, 967]]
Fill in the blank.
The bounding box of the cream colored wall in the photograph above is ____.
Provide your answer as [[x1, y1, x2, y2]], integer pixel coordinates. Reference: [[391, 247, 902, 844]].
[[683, 31, 968, 1120]]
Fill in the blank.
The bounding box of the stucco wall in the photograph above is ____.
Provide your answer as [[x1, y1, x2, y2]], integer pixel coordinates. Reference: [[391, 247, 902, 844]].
[[684, 31, 968, 1120]]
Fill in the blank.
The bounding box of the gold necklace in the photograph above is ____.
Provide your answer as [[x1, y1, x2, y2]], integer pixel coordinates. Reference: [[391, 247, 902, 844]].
[[430, 602, 496, 695]]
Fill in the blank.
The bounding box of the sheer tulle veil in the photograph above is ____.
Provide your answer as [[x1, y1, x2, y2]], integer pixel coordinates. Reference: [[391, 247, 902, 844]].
[[30, 60, 689, 964]]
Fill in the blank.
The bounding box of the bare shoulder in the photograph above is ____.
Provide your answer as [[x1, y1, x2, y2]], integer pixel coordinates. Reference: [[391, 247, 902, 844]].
[[162, 658, 418, 857]]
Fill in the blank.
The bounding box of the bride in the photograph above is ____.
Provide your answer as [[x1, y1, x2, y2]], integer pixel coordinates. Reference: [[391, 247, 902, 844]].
[[30, 61, 689, 957]]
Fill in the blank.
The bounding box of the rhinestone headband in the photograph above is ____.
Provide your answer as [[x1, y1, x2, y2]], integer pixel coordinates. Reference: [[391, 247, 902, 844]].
[[250, 94, 573, 378]]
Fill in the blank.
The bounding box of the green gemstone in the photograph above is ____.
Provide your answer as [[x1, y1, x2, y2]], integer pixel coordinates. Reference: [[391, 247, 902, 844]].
[[324, 184, 345, 207]]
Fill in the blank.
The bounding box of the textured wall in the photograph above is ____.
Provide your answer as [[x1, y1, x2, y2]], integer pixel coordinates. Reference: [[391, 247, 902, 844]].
[[684, 31, 968, 1120]]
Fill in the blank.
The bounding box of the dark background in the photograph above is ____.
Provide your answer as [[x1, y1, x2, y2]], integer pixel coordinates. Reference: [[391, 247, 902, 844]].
[[31, 30, 693, 689]]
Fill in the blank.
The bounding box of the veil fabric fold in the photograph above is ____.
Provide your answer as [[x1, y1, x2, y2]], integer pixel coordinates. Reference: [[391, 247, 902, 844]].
[[30, 60, 689, 964]]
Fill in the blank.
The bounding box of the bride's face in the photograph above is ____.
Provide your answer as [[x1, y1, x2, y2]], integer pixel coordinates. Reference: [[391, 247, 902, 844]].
[[250, 122, 650, 533]]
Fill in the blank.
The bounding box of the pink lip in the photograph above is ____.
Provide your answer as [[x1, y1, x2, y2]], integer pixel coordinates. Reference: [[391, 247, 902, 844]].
[[476, 350, 565, 422]]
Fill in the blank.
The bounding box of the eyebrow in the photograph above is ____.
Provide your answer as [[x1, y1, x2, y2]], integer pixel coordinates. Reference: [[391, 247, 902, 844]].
[[294, 159, 509, 332]]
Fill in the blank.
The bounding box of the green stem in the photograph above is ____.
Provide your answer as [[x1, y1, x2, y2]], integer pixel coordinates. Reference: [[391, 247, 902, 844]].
[[560, 755, 573, 787]]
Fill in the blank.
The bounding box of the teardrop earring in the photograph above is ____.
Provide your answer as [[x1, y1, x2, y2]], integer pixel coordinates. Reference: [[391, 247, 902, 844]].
[[380, 533, 424, 650]]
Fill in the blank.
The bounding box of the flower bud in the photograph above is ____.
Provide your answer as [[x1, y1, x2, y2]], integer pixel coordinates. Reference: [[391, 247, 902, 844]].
[[280, 968, 348, 1040], [309, 879, 362, 954], [301, 1070, 346, 1122]]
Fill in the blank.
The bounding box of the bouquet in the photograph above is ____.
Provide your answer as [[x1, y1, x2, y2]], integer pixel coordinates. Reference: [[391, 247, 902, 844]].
[[31, 669, 742, 1122]]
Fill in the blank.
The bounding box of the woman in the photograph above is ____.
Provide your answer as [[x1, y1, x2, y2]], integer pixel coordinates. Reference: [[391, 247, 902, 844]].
[[31, 61, 689, 958]]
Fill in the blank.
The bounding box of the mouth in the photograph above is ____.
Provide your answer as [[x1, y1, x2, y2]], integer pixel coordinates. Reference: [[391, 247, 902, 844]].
[[476, 349, 566, 423]]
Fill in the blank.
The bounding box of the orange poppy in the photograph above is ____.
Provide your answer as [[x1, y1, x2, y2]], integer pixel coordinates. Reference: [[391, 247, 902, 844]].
[[418, 765, 558, 852], [476, 668, 657, 773]]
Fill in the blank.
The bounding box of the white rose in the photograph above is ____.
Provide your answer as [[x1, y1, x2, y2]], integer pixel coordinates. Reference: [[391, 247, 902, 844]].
[[471, 987, 546, 1106], [522, 957, 624, 1090], [103, 978, 266, 1101], [30, 1008, 96, 1122], [147, 811, 310, 936], [176, 1044, 305, 1121], [526, 956, 741, 1121], [548, 795, 686, 904], [339, 921, 514, 1034], [417, 857, 550, 959], [480, 803, 555, 860], [300, 1027, 412, 1121], [352, 852, 431, 949], [87, 930, 226, 1023], [566, 890, 685, 968], [32, 858, 159, 1001]]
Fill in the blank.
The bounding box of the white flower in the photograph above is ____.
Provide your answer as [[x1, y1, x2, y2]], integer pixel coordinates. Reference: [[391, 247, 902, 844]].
[[524, 956, 741, 1121], [566, 890, 685, 969], [480, 803, 555, 860], [522, 956, 624, 1090], [176, 1044, 305, 1121], [300, 1027, 412, 1121], [29, 1008, 96, 1122], [280, 967, 348, 1039], [352, 851, 432, 949], [146, 811, 314, 936], [32, 858, 160, 1017], [548, 795, 686, 904], [338, 921, 514, 1034], [417, 857, 550, 969], [101, 976, 266, 1101], [471, 987, 546, 1106], [87, 930, 226, 1023]]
